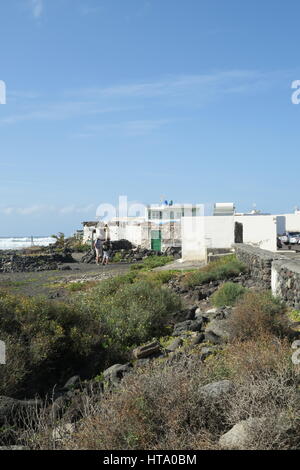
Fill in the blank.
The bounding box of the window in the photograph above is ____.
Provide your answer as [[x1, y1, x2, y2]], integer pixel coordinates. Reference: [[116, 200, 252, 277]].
[[149, 210, 162, 220]]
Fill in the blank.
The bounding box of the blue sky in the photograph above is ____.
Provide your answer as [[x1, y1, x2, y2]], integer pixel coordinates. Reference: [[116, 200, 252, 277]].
[[0, 0, 300, 236]]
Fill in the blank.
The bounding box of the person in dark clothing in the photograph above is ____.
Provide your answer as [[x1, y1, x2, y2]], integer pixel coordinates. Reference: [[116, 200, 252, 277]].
[[94, 237, 103, 265], [102, 239, 111, 265]]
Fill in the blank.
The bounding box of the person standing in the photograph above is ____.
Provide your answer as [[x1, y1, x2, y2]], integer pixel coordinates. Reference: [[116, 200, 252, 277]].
[[102, 239, 111, 265], [94, 237, 103, 265]]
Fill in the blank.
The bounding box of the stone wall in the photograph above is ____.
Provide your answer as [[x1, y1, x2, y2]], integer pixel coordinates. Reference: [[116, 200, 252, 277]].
[[235, 244, 300, 308], [234, 244, 283, 289], [0, 252, 74, 273], [272, 260, 300, 309]]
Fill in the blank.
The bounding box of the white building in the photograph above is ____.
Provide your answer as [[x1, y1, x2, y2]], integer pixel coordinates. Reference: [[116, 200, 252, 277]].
[[181, 212, 285, 262], [82, 201, 202, 251], [82, 221, 98, 244]]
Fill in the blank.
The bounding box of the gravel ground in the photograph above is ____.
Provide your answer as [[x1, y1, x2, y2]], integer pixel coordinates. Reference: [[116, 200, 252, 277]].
[[0, 260, 131, 297]]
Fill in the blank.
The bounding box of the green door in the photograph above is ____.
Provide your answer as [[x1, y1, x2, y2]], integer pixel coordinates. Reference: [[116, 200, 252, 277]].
[[151, 230, 161, 251]]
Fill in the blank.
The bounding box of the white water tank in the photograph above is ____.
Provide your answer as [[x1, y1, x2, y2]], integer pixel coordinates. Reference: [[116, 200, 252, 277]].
[[213, 202, 235, 216]]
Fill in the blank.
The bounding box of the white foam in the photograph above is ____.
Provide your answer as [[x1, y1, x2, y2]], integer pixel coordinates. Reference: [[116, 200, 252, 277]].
[[0, 237, 56, 250]]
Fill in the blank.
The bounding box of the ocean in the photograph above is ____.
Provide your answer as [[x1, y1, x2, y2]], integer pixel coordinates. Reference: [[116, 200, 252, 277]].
[[0, 236, 56, 251]]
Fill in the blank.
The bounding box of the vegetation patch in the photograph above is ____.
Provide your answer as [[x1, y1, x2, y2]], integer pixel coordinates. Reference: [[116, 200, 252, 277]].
[[131, 255, 174, 271], [182, 255, 247, 287], [76, 278, 181, 354], [211, 282, 247, 307], [227, 291, 290, 340], [288, 309, 300, 323], [26, 333, 298, 451], [0, 272, 181, 398]]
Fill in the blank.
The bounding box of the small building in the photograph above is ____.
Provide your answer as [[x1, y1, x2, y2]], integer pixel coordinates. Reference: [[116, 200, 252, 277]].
[[82, 221, 98, 244], [146, 202, 202, 251], [182, 213, 285, 262], [74, 230, 84, 240], [81, 201, 202, 252]]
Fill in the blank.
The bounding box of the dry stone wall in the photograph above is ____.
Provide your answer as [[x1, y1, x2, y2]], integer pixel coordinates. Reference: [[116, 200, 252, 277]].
[[235, 244, 300, 308]]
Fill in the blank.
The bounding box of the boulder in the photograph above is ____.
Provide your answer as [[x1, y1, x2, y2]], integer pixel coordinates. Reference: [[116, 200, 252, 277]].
[[206, 307, 219, 315], [190, 334, 205, 346], [133, 341, 161, 359], [291, 348, 300, 365], [103, 363, 132, 385], [200, 380, 234, 400], [165, 338, 183, 353], [199, 346, 214, 361], [291, 339, 300, 350], [205, 319, 230, 344], [219, 417, 265, 449], [63, 375, 81, 390], [172, 319, 203, 337], [182, 308, 196, 321]]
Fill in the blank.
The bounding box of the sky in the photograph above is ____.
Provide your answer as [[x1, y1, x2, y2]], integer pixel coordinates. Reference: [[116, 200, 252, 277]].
[[1, 0, 300, 236]]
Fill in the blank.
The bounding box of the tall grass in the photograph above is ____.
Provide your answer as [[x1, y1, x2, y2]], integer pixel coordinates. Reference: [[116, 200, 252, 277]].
[[183, 255, 247, 287], [211, 282, 247, 307], [131, 255, 174, 271]]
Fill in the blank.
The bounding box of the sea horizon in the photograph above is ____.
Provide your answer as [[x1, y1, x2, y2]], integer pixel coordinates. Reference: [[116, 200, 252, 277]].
[[0, 236, 56, 251]]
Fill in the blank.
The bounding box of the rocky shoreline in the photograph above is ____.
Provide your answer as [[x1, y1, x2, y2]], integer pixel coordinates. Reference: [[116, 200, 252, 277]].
[[0, 250, 74, 273]]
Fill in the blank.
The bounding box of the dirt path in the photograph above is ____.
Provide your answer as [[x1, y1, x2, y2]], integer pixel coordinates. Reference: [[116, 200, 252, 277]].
[[0, 262, 131, 297]]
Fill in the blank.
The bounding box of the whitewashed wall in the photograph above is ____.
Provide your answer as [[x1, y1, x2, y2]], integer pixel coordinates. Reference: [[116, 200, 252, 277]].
[[204, 216, 235, 251], [125, 224, 143, 246], [281, 214, 300, 232], [106, 225, 119, 241], [234, 215, 278, 251], [182, 216, 234, 261], [182, 217, 206, 261], [83, 225, 96, 243]]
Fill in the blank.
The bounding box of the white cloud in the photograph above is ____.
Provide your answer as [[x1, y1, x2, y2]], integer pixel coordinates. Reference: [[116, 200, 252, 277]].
[[30, 0, 43, 19], [59, 204, 95, 215], [0, 102, 126, 125], [85, 119, 173, 137], [1, 70, 284, 127], [71, 70, 265, 100]]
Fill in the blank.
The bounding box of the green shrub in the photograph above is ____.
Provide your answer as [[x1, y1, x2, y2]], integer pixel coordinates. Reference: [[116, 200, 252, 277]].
[[137, 270, 177, 285], [131, 255, 173, 272], [112, 252, 123, 263], [288, 309, 300, 323], [73, 243, 90, 253], [0, 270, 181, 398], [183, 255, 247, 287], [211, 282, 247, 307], [78, 280, 181, 353], [0, 292, 105, 397]]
